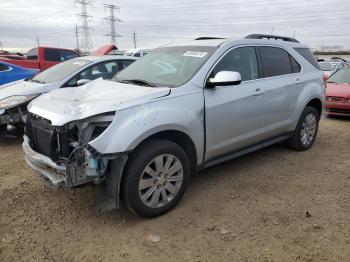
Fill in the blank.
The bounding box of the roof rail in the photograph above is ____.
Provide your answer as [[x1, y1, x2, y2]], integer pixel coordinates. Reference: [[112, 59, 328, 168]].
[[195, 37, 226, 40], [245, 34, 299, 43]]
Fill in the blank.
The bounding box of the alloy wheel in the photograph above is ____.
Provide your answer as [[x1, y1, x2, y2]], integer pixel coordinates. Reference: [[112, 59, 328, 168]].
[[138, 154, 184, 208]]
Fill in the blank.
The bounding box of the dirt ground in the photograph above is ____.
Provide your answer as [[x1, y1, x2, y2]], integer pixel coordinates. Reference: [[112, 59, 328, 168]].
[[0, 117, 349, 262]]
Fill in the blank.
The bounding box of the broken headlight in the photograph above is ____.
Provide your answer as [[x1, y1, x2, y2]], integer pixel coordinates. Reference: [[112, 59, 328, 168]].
[[0, 95, 38, 109]]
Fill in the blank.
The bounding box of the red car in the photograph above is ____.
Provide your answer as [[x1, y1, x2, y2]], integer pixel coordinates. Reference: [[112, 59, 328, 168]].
[[324, 68, 350, 116]]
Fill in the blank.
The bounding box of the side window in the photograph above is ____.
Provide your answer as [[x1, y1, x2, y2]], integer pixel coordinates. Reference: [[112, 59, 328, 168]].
[[294, 48, 320, 70], [27, 48, 38, 60], [66, 61, 119, 86], [44, 49, 60, 62], [103, 61, 119, 79], [0, 64, 9, 71], [260, 47, 293, 77], [133, 52, 141, 57], [60, 50, 79, 62], [120, 60, 134, 69], [290, 55, 301, 73], [212, 46, 259, 81]]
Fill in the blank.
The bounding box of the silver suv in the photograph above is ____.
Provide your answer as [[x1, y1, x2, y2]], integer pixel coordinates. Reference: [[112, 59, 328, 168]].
[[23, 34, 324, 217]]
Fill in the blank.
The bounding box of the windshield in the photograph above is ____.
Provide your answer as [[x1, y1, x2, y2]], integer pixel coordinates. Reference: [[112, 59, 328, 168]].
[[30, 59, 92, 84], [327, 68, 350, 84], [114, 46, 217, 87], [319, 62, 337, 71]]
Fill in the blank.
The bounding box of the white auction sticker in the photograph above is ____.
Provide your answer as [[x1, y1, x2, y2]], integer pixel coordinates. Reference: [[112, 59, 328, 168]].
[[183, 51, 207, 58]]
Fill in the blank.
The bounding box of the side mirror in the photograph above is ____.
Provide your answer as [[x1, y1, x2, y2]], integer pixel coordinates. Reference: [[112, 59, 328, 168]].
[[77, 79, 91, 86], [207, 71, 242, 88]]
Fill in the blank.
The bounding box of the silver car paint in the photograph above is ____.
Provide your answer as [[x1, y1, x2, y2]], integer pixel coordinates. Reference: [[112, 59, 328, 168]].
[[26, 38, 324, 167]]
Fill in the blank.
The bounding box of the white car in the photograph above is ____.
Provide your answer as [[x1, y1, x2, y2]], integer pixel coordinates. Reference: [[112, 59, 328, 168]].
[[0, 55, 137, 132], [319, 61, 348, 78], [125, 48, 153, 57]]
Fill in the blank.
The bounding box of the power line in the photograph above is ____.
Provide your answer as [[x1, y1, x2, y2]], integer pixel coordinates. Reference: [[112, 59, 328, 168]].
[[120, 0, 349, 12], [102, 4, 122, 44], [75, 0, 93, 52]]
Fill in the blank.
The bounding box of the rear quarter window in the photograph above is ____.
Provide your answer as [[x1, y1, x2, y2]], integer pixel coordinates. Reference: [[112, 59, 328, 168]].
[[294, 48, 321, 70]]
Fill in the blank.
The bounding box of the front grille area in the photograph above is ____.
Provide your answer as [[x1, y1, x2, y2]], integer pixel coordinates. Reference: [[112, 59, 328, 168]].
[[326, 108, 350, 114], [325, 96, 345, 102], [26, 113, 60, 161], [26, 113, 112, 162]]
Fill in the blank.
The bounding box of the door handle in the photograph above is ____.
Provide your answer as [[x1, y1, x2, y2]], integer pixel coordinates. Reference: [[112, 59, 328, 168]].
[[295, 78, 302, 86], [253, 88, 265, 96]]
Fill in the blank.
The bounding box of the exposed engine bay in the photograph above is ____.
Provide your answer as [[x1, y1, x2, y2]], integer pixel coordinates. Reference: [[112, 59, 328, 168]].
[[25, 112, 116, 187]]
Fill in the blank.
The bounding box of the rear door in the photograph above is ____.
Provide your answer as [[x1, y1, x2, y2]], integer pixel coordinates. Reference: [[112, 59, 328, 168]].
[[256, 46, 302, 133]]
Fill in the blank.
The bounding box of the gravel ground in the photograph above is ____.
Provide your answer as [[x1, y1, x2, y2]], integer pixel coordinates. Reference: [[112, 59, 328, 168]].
[[0, 117, 349, 262]]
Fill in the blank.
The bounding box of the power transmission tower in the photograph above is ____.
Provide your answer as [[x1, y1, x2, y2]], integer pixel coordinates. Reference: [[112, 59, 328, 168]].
[[102, 4, 122, 44], [75, 25, 80, 53], [75, 0, 93, 52], [133, 30, 137, 48]]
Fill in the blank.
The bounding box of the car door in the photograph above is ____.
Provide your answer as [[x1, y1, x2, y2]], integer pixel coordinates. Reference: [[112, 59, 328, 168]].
[[204, 46, 272, 160], [257, 46, 302, 132]]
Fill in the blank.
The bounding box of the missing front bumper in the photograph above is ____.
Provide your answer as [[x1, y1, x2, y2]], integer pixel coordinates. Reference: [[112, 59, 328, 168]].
[[23, 135, 67, 186]]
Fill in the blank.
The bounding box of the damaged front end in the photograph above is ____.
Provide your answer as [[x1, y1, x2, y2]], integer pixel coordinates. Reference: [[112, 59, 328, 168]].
[[23, 112, 124, 189]]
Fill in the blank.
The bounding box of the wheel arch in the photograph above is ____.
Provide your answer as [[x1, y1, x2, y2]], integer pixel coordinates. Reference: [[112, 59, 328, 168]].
[[127, 129, 198, 175], [306, 98, 323, 118]]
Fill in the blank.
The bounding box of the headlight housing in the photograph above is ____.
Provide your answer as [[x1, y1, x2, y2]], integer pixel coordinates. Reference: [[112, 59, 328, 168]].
[[0, 95, 37, 110]]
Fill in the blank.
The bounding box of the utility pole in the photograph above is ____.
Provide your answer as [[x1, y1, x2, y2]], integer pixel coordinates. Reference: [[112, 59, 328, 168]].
[[36, 36, 40, 47], [102, 4, 122, 44], [133, 30, 137, 48], [75, 0, 93, 52], [75, 25, 80, 53]]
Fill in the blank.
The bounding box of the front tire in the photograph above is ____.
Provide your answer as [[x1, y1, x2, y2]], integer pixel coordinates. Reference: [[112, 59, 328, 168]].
[[122, 139, 191, 217], [287, 106, 319, 151]]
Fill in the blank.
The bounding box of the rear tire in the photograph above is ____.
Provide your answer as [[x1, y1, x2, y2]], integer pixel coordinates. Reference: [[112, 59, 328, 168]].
[[122, 139, 191, 217], [287, 106, 319, 151]]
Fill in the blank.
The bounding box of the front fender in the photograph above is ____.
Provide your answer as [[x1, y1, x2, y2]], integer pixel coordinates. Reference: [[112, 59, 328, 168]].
[[89, 92, 205, 165]]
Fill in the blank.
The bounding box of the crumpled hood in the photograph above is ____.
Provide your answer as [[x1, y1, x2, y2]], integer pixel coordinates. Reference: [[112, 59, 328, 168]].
[[28, 78, 171, 126], [0, 80, 59, 101]]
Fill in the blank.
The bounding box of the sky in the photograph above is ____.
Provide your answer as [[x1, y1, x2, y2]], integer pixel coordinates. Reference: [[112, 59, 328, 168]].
[[0, 0, 349, 52]]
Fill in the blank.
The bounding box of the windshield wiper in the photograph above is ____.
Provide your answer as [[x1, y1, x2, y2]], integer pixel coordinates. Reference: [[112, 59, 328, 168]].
[[118, 79, 156, 87], [28, 79, 45, 84]]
